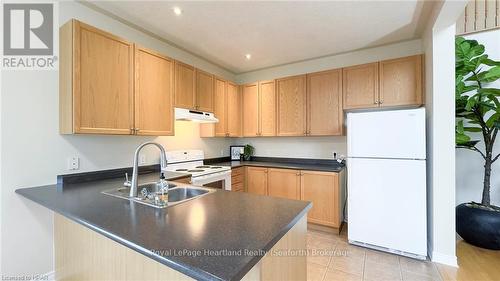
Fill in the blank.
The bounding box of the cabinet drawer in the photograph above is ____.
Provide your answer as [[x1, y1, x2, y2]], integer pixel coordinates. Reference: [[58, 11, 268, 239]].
[[231, 167, 244, 176], [232, 182, 244, 192], [232, 174, 244, 184]]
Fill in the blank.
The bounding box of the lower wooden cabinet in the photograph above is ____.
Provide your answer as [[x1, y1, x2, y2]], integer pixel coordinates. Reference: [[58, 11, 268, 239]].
[[243, 166, 345, 228], [231, 167, 245, 192], [245, 167, 268, 195], [268, 168, 300, 200], [301, 171, 341, 227]]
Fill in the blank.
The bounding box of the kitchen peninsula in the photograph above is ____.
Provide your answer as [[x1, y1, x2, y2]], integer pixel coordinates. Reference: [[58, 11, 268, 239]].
[[16, 171, 310, 281]]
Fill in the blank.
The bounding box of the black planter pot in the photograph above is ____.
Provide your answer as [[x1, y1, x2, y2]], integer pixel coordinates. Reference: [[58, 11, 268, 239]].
[[456, 203, 500, 250]]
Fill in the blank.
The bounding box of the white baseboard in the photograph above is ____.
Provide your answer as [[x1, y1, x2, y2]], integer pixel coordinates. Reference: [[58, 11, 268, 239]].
[[431, 251, 458, 267], [44, 270, 55, 281]]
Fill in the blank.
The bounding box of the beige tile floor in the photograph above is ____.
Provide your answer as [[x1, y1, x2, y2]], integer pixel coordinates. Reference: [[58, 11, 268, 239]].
[[307, 227, 442, 281]]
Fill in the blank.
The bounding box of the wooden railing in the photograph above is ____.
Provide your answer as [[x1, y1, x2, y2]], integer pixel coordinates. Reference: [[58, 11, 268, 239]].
[[457, 0, 499, 35]]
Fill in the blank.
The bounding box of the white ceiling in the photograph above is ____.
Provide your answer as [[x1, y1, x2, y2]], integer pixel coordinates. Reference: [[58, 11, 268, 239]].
[[88, 1, 433, 74]]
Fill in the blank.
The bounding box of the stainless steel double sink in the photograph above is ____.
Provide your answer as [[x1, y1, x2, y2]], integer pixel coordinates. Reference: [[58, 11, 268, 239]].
[[102, 182, 215, 208]]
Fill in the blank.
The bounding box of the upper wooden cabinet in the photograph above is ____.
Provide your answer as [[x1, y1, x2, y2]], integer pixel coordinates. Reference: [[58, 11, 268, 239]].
[[60, 20, 134, 135], [379, 55, 423, 107], [246, 167, 268, 195], [200, 79, 242, 137], [196, 69, 215, 112], [268, 168, 300, 200], [134, 46, 174, 136], [175, 65, 215, 112], [227, 82, 242, 137], [307, 69, 343, 136], [213, 77, 227, 137], [276, 75, 307, 136], [60, 20, 176, 136], [174, 61, 196, 110], [259, 81, 277, 136], [242, 83, 260, 137], [342, 62, 379, 110]]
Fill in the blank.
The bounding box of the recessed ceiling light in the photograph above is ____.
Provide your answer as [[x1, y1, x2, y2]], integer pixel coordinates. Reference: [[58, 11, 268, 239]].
[[173, 7, 182, 15], [245, 54, 251, 60]]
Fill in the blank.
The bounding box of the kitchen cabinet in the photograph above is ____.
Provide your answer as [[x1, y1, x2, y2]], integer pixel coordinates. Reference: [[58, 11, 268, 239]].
[[231, 167, 245, 192], [174, 61, 196, 110], [200, 80, 241, 137], [242, 81, 276, 137], [276, 75, 307, 136], [301, 170, 342, 227], [245, 167, 268, 195], [196, 69, 215, 112], [60, 20, 134, 135], [213, 77, 227, 137], [342, 62, 379, 110], [267, 168, 300, 200], [306, 69, 343, 136], [259, 80, 277, 136], [227, 82, 242, 137], [242, 83, 260, 137], [134, 46, 175, 136], [242, 164, 345, 228], [379, 55, 423, 107]]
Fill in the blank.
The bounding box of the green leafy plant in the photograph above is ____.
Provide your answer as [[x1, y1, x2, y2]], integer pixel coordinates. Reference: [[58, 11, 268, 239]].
[[243, 144, 254, 160], [455, 36, 500, 208]]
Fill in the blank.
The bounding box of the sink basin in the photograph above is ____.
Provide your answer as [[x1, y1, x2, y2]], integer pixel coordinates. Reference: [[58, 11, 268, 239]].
[[102, 183, 215, 208]]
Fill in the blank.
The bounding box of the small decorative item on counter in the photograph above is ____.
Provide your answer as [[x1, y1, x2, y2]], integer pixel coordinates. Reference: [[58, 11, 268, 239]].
[[243, 144, 254, 161], [230, 145, 245, 160]]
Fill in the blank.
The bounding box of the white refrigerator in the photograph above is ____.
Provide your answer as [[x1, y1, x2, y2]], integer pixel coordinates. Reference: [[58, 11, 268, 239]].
[[347, 108, 427, 259]]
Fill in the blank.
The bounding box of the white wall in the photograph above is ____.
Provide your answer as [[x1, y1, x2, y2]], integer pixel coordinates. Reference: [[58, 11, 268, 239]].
[[0, 1, 232, 276], [422, 0, 468, 267], [232, 137, 347, 159], [235, 39, 422, 84], [456, 29, 500, 206]]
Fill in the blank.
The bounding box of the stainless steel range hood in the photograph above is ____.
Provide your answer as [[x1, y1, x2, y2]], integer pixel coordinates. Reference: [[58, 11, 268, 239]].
[[174, 108, 219, 123]]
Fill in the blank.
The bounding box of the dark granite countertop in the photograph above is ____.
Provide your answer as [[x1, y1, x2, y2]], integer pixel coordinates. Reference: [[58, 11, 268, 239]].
[[212, 160, 345, 172], [16, 172, 311, 281]]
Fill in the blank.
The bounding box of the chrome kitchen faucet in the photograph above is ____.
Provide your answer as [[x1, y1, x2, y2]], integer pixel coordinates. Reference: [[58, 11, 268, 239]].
[[129, 142, 168, 197]]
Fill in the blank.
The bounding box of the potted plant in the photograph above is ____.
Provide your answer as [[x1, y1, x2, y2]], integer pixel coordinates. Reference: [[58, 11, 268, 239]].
[[455, 36, 500, 250], [243, 144, 254, 161]]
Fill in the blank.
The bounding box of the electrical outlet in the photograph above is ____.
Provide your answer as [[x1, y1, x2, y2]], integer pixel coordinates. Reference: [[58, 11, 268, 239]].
[[67, 157, 80, 170], [220, 149, 224, 156], [139, 155, 147, 165], [332, 151, 337, 159]]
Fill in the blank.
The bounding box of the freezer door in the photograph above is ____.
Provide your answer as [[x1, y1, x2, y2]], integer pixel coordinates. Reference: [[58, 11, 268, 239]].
[[347, 158, 427, 256], [347, 108, 426, 159]]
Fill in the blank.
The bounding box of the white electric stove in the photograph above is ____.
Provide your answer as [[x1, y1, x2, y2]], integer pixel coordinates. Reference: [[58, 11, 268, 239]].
[[163, 150, 232, 190]]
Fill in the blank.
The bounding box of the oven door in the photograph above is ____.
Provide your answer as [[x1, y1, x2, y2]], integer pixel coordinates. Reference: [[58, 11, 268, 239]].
[[190, 170, 232, 190]]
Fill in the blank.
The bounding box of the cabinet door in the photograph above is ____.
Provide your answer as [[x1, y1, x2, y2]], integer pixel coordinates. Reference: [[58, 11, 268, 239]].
[[342, 62, 379, 110], [134, 46, 174, 136], [246, 167, 268, 195], [196, 69, 214, 112], [259, 80, 276, 136], [276, 75, 307, 136], [268, 168, 300, 200], [74, 21, 134, 134], [379, 55, 423, 107], [307, 69, 343, 136], [227, 82, 242, 137], [300, 171, 339, 227], [174, 61, 196, 110], [213, 77, 227, 136], [242, 83, 260, 137]]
